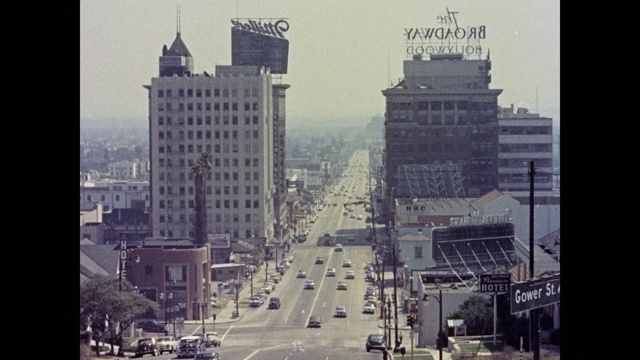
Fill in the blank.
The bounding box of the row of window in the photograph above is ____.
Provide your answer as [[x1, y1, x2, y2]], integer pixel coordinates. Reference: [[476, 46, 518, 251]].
[[158, 228, 259, 239], [158, 115, 261, 126], [158, 129, 260, 141], [158, 198, 261, 210], [388, 128, 496, 138], [157, 87, 260, 98], [390, 142, 497, 153], [390, 114, 494, 124], [158, 212, 261, 223], [500, 126, 552, 135], [391, 101, 495, 111], [158, 185, 261, 196], [157, 101, 259, 112]]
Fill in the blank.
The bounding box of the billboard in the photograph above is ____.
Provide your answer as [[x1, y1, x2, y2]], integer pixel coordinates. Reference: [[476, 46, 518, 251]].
[[208, 234, 230, 249], [231, 19, 289, 74]]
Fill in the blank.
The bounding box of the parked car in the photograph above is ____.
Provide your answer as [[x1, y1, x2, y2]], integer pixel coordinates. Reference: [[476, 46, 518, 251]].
[[249, 295, 264, 307], [307, 315, 321, 328], [270, 273, 281, 283], [195, 352, 219, 359], [203, 332, 221, 347], [363, 303, 376, 314], [304, 279, 315, 289], [348, 235, 355, 241], [268, 297, 281, 309], [366, 333, 387, 352], [134, 337, 158, 357], [334, 306, 348, 318], [135, 319, 168, 335], [260, 284, 272, 294], [156, 336, 178, 354], [177, 335, 206, 358]]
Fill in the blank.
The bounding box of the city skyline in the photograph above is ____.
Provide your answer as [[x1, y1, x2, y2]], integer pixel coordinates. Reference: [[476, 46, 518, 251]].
[[80, 0, 560, 128]]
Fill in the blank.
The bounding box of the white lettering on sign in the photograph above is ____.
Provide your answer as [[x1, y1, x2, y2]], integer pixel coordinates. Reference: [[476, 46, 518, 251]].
[[480, 284, 509, 292]]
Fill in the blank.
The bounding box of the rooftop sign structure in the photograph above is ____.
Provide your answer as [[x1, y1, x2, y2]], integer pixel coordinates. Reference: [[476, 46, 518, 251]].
[[404, 8, 486, 59], [231, 18, 290, 74]]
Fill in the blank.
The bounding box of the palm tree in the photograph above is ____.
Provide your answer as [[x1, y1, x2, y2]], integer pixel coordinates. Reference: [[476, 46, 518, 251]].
[[191, 152, 212, 245]]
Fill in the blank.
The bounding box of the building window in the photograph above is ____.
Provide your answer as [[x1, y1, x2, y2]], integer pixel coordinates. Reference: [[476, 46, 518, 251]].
[[414, 247, 423, 258]]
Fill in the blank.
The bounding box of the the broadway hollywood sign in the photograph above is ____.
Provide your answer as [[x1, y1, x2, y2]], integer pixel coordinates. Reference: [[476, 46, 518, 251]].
[[404, 8, 486, 58]]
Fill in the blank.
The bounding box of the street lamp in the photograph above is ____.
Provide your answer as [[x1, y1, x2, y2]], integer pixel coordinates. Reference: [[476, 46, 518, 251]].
[[160, 292, 167, 329], [424, 289, 444, 360]]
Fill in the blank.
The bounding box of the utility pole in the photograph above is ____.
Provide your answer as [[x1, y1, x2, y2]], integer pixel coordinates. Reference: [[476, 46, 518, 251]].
[[529, 161, 540, 360], [392, 243, 399, 349]]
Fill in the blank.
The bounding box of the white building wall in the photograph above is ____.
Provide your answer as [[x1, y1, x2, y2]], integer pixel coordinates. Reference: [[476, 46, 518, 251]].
[[148, 66, 275, 240]]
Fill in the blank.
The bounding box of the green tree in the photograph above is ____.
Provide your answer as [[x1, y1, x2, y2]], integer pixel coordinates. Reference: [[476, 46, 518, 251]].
[[447, 294, 493, 335], [191, 152, 212, 245], [80, 274, 159, 357]]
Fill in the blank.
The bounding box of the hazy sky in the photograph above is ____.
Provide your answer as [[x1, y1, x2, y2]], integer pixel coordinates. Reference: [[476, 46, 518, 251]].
[[80, 0, 560, 128]]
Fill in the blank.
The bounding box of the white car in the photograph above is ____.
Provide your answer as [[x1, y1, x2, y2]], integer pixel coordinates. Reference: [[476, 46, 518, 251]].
[[363, 303, 376, 314], [334, 244, 343, 252], [249, 296, 264, 307], [342, 259, 352, 267], [297, 269, 307, 278], [326, 268, 336, 276], [345, 270, 355, 279], [304, 280, 315, 289], [335, 306, 347, 318]]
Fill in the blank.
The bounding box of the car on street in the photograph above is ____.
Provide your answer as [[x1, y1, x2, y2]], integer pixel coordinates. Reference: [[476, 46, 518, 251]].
[[326, 268, 336, 276], [307, 315, 321, 328], [337, 281, 348, 290], [156, 336, 178, 354], [365, 286, 377, 297], [135, 320, 168, 335], [366, 333, 387, 352], [256, 290, 268, 301], [194, 352, 219, 359], [177, 336, 206, 358], [363, 303, 376, 314], [324, 230, 331, 237], [249, 295, 264, 307], [268, 297, 281, 309], [345, 270, 355, 279], [334, 244, 343, 251], [304, 279, 315, 289], [203, 332, 221, 347], [334, 306, 347, 317], [263, 280, 276, 291], [270, 273, 281, 283], [342, 259, 352, 267], [134, 337, 159, 357], [315, 256, 324, 264], [297, 269, 307, 278], [260, 284, 272, 294]]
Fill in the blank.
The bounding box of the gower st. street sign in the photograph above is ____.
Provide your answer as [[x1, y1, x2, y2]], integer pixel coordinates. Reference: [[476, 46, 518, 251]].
[[510, 273, 560, 314], [478, 273, 511, 293]]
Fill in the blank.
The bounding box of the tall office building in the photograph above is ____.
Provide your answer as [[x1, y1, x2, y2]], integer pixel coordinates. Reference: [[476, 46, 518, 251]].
[[381, 53, 502, 216], [146, 30, 277, 241], [497, 105, 554, 192]]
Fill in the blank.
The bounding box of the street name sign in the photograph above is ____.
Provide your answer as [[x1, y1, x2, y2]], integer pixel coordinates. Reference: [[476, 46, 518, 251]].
[[509, 273, 560, 313]]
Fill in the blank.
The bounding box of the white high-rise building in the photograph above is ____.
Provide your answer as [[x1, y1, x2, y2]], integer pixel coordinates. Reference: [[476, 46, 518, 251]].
[[145, 31, 276, 240]]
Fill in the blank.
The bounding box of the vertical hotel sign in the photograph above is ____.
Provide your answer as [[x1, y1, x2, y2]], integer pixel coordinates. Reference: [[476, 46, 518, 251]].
[[405, 8, 486, 59], [119, 233, 128, 284]]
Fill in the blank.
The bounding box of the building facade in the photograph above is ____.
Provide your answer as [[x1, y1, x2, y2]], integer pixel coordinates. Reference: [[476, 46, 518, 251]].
[[146, 31, 277, 241], [498, 105, 554, 192], [382, 53, 502, 216]]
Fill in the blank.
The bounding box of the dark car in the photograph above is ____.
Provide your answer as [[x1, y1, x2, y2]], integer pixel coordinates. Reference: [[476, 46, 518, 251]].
[[268, 297, 281, 309], [307, 315, 321, 328], [366, 333, 387, 352], [134, 337, 158, 357], [136, 320, 168, 335]]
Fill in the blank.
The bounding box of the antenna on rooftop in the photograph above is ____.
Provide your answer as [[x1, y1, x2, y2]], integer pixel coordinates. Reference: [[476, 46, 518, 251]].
[[177, 4, 181, 36]]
